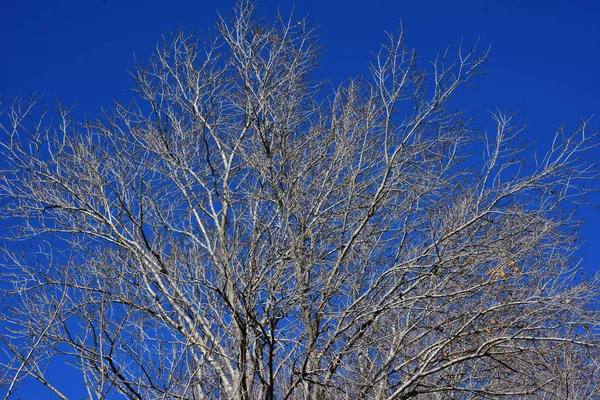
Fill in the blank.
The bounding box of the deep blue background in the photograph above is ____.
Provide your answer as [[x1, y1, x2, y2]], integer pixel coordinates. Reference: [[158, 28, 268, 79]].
[[2, 0, 599, 398]]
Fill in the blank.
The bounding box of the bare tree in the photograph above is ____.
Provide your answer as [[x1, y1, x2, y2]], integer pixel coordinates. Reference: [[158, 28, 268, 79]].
[[1, 2, 599, 399]]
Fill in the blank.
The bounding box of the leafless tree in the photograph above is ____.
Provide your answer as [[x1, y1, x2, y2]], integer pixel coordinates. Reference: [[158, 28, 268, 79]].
[[1, 2, 599, 399]]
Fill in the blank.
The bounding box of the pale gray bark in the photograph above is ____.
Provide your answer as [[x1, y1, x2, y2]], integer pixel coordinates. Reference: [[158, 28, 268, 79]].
[[1, 2, 599, 399]]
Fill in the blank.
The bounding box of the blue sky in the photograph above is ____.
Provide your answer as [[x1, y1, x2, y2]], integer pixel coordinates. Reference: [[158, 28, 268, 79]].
[[2, 0, 599, 119], [2, 0, 599, 397]]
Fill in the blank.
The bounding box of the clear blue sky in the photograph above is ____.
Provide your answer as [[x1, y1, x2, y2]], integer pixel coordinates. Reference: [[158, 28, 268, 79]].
[[2, 0, 599, 398]]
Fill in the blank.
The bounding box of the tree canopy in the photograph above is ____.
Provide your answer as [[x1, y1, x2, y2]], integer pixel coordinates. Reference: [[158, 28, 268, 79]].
[[1, 2, 599, 399]]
